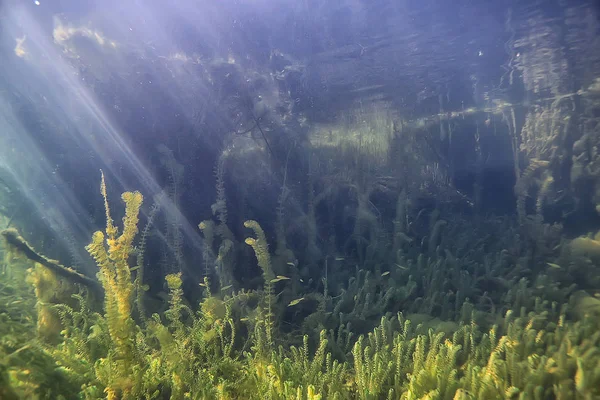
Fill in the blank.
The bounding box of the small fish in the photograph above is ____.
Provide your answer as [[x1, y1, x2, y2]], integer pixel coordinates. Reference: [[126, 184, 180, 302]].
[[130, 266, 140, 271], [199, 282, 207, 287], [141, 284, 150, 292], [270, 276, 291, 283], [335, 257, 345, 261], [288, 297, 305, 307], [394, 263, 408, 270], [240, 317, 249, 322], [286, 261, 296, 267], [381, 271, 390, 276], [221, 285, 233, 291], [547, 262, 561, 269]]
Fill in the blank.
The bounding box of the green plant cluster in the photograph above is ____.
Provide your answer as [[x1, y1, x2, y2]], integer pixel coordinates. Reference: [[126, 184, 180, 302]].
[[1, 168, 599, 400]]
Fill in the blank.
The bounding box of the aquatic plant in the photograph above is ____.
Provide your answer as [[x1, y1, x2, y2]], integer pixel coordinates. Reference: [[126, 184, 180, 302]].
[[3, 135, 600, 399], [245, 219, 276, 355]]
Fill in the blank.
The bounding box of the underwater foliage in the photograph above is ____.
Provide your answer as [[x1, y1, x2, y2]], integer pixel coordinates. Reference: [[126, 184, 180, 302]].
[[1, 165, 600, 400]]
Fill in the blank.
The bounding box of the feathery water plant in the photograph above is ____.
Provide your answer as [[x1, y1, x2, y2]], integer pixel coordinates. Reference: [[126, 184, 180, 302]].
[[85, 172, 143, 399], [245, 219, 276, 354]]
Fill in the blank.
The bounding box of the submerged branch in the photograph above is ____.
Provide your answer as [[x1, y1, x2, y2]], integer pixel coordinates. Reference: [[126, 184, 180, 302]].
[[1, 228, 103, 296]]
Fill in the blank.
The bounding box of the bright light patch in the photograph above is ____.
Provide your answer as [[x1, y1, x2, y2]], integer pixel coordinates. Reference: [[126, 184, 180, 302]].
[[14, 36, 27, 57], [52, 17, 117, 56]]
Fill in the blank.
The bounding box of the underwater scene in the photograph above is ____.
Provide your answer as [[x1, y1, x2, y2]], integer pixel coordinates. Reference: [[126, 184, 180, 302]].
[[1, 0, 600, 398]]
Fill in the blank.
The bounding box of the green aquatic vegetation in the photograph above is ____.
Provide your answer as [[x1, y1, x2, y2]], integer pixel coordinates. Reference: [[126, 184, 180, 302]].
[[4, 169, 600, 400], [348, 308, 600, 400], [251, 330, 349, 400], [8, 251, 600, 400], [84, 173, 144, 399], [245, 219, 276, 355], [0, 233, 81, 399], [28, 176, 247, 399]]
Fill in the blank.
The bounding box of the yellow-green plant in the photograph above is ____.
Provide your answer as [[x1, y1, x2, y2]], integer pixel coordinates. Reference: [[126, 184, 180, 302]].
[[147, 271, 243, 399], [199, 219, 216, 293], [245, 219, 275, 353], [252, 329, 348, 400], [85, 171, 143, 399]]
